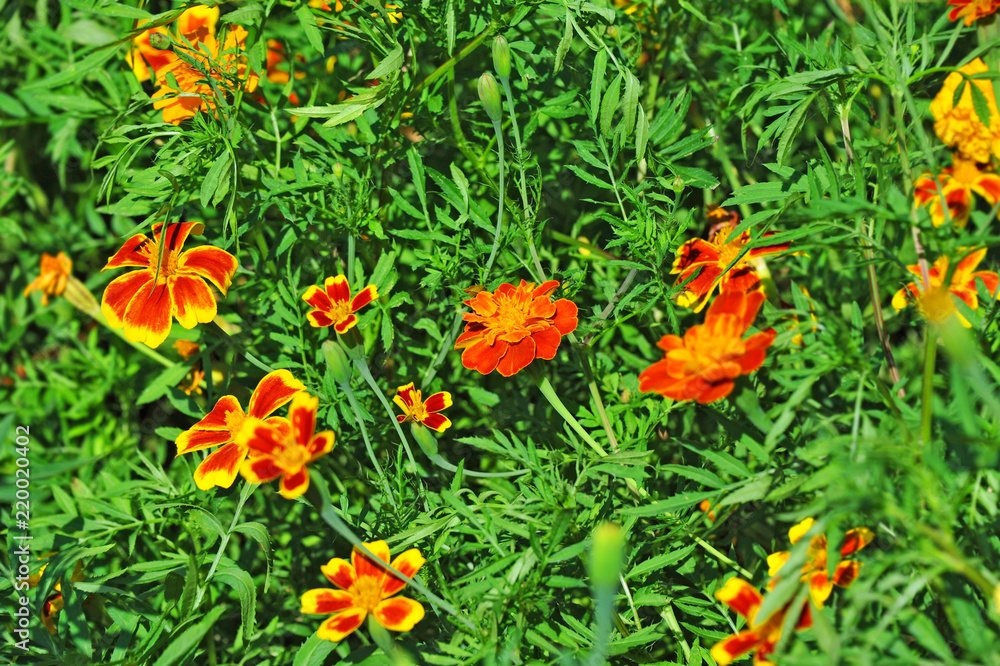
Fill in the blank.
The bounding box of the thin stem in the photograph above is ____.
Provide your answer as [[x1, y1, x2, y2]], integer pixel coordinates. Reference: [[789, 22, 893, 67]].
[[920, 327, 937, 446], [483, 118, 505, 281], [194, 482, 255, 608], [342, 379, 399, 511]]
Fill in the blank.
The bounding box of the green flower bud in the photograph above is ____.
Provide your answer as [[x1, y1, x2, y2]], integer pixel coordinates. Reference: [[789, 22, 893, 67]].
[[322, 340, 352, 385], [478, 72, 502, 124], [148, 32, 171, 51], [492, 35, 511, 81], [409, 421, 439, 457], [588, 522, 625, 588]]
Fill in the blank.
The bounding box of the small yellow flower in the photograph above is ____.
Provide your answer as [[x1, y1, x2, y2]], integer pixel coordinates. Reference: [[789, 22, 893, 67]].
[[931, 58, 1000, 163]]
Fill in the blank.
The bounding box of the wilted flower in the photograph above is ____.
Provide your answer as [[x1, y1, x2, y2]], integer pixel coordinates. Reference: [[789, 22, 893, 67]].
[[302, 541, 425, 641], [175, 370, 306, 490], [638, 290, 776, 404], [891, 249, 1000, 327], [393, 382, 452, 432], [931, 58, 1000, 163], [302, 275, 379, 334], [914, 155, 1000, 227], [671, 207, 790, 312], [24, 252, 72, 306], [241, 392, 335, 499], [454, 279, 578, 377], [101, 222, 237, 348]]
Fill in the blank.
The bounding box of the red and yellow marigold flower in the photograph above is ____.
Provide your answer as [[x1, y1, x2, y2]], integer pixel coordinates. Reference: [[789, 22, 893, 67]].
[[175, 369, 306, 490], [711, 577, 811, 666], [671, 207, 790, 312], [914, 155, 1000, 228], [766, 518, 874, 609], [948, 0, 1000, 25], [931, 58, 1000, 163], [151, 25, 259, 125], [24, 252, 72, 306], [126, 5, 219, 82], [101, 222, 237, 348], [639, 290, 776, 404], [302, 541, 426, 642], [454, 279, 578, 377], [393, 383, 452, 432], [241, 392, 335, 499], [891, 249, 1000, 327], [28, 559, 85, 635], [302, 275, 379, 333]]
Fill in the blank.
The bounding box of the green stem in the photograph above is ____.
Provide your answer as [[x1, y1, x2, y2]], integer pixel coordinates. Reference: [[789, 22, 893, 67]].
[[194, 481, 255, 609], [341, 379, 399, 512], [920, 327, 937, 446], [483, 118, 505, 281]]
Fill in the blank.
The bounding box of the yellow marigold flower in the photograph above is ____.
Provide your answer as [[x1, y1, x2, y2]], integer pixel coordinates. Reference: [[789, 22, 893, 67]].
[[914, 155, 1000, 228], [302, 541, 425, 642], [126, 6, 219, 82], [931, 58, 1000, 163], [892, 249, 1000, 327], [151, 26, 260, 125], [24, 252, 72, 306], [948, 0, 1000, 26]]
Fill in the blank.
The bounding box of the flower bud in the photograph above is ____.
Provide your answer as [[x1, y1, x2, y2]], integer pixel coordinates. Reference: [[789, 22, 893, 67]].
[[322, 340, 352, 385], [148, 32, 171, 51], [589, 522, 625, 588], [409, 422, 438, 457], [492, 35, 511, 81], [478, 72, 502, 124]]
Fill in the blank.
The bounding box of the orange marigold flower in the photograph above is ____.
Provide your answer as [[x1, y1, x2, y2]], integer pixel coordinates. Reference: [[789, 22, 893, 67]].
[[174, 339, 201, 359], [126, 5, 219, 82], [914, 155, 1000, 227], [454, 279, 579, 377], [948, 0, 1000, 25], [891, 249, 1000, 327], [393, 382, 452, 432], [302, 275, 379, 333], [302, 540, 425, 642], [639, 290, 776, 404], [766, 518, 874, 609], [671, 207, 790, 312], [241, 392, 335, 499], [101, 222, 237, 348], [152, 25, 259, 125], [24, 252, 72, 306], [711, 577, 811, 666], [175, 369, 306, 490], [28, 559, 85, 635], [931, 58, 1000, 163]]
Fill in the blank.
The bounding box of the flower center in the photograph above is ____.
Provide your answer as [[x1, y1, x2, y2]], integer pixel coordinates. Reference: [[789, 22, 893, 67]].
[[274, 442, 310, 471], [714, 228, 747, 269], [950, 156, 982, 185], [491, 292, 534, 335], [328, 300, 353, 323], [349, 574, 383, 611]]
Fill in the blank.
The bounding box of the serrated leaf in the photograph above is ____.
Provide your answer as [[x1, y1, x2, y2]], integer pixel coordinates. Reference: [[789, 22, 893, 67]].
[[600, 74, 622, 136], [214, 565, 257, 643], [295, 5, 324, 56], [151, 604, 227, 666]]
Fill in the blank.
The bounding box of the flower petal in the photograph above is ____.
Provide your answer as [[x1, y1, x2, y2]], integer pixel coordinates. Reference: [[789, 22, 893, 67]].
[[496, 338, 536, 377], [321, 558, 357, 590], [531, 326, 562, 361], [308, 432, 336, 460], [841, 527, 874, 555], [301, 588, 355, 615], [333, 313, 358, 334], [461, 338, 504, 375], [373, 596, 424, 632], [551, 298, 579, 335], [175, 428, 233, 456], [316, 608, 367, 642], [307, 310, 336, 328], [832, 560, 862, 589], [178, 245, 238, 295], [101, 271, 154, 329], [381, 548, 426, 597], [104, 235, 154, 271], [715, 577, 763, 620], [193, 442, 247, 490], [247, 369, 306, 419], [421, 413, 451, 432], [710, 630, 765, 666], [393, 383, 418, 410], [350, 284, 379, 312], [325, 275, 351, 304], [170, 274, 217, 329], [423, 391, 452, 413], [240, 456, 284, 484], [302, 284, 333, 312], [352, 541, 391, 580], [287, 392, 319, 448], [122, 280, 174, 348], [278, 468, 310, 499]]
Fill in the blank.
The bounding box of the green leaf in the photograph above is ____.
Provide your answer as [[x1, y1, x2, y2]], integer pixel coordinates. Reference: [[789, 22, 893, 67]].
[[600, 74, 622, 136], [151, 604, 226, 666], [214, 565, 257, 643], [369, 45, 404, 80], [137, 364, 194, 406], [200, 150, 232, 208], [590, 48, 608, 126], [292, 633, 339, 666], [295, 4, 325, 56]]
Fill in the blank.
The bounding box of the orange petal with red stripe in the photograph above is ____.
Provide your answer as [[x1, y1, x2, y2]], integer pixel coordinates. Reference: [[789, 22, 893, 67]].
[[247, 369, 305, 419], [122, 281, 174, 348], [353, 541, 391, 580], [193, 442, 247, 490], [102, 271, 154, 328], [316, 607, 367, 641], [178, 246, 237, 295], [301, 588, 355, 615], [381, 548, 426, 597], [321, 558, 357, 590], [171, 274, 217, 329], [103, 235, 154, 271], [279, 468, 310, 499], [715, 577, 763, 620], [373, 596, 424, 632]]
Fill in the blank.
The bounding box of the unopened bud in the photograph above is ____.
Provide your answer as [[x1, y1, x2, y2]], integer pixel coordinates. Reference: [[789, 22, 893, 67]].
[[492, 35, 511, 81], [322, 340, 352, 385], [478, 72, 502, 123], [148, 32, 171, 51], [409, 422, 438, 457], [589, 522, 625, 588]]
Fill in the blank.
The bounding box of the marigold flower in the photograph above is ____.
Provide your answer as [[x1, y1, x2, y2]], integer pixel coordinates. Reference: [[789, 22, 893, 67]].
[[393, 382, 452, 432], [914, 155, 1000, 228], [24, 252, 72, 306], [671, 207, 790, 312], [152, 25, 259, 125], [948, 0, 1000, 25], [241, 392, 335, 499], [711, 577, 811, 666], [639, 290, 776, 404], [302, 540, 426, 642], [454, 279, 578, 377], [126, 6, 219, 82], [891, 249, 1000, 327], [28, 559, 85, 635], [100, 222, 237, 348], [175, 369, 306, 490], [931, 58, 1000, 163], [766, 518, 874, 609], [302, 275, 379, 333], [174, 339, 201, 359]]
